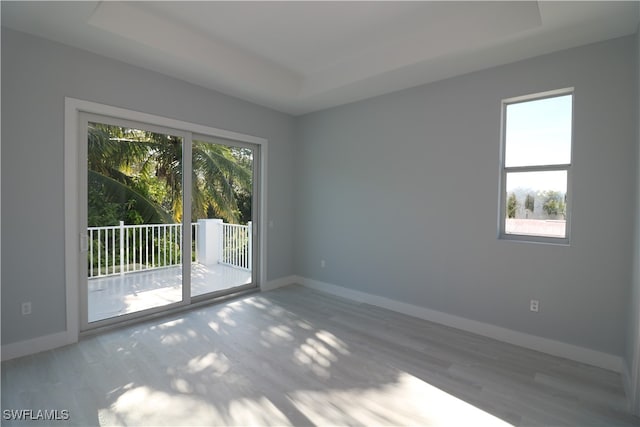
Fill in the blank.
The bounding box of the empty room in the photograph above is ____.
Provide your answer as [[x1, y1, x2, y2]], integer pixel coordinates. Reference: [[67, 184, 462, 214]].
[[3, 1, 640, 425]]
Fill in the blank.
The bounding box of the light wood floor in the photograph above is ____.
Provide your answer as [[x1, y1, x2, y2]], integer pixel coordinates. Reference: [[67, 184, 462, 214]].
[[2, 285, 639, 426]]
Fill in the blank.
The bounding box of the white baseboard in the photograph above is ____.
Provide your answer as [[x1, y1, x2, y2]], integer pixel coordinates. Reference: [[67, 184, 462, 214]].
[[2, 277, 299, 361], [298, 276, 623, 373], [261, 275, 298, 291], [4, 276, 622, 373], [1, 330, 77, 361]]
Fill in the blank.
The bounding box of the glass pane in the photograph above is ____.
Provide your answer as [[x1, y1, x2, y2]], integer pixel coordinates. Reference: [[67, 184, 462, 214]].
[[87, 122, 183, 322], [505, 170, 567, 238], [505, 94, 572, 167], [191, 139, 253, 297]]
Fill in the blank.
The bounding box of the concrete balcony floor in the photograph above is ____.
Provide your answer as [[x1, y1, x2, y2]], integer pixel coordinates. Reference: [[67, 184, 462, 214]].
[[88, 263, 252, 323]]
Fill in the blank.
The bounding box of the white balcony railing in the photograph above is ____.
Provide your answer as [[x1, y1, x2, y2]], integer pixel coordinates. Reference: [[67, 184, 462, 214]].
[[88, 220, 251, 279], [220, 223, 252, 270]]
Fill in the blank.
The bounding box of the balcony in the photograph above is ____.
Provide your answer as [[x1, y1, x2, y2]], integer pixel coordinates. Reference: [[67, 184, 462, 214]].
[[87, 219, 252, 323]]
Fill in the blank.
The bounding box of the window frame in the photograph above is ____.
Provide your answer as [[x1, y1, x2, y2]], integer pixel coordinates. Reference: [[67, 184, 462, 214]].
[[498, 88, 574, 245]]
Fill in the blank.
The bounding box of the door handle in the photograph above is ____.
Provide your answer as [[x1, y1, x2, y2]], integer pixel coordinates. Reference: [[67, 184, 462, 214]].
[[80, 233, 88, 252]]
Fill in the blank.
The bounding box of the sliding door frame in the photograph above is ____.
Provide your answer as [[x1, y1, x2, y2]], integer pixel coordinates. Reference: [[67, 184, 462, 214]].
[[190, 133, 261, 302], [79, 112, 192, 330], [65, 98, 267, 338]]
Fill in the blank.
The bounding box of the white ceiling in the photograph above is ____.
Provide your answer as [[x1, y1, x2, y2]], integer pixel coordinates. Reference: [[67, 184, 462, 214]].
[[2, 1, 639, 115]]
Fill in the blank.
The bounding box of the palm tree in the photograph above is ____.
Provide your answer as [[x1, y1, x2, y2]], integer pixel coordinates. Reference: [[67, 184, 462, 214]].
[[192, 140, 252, 224], [87, 122, 252, 226]]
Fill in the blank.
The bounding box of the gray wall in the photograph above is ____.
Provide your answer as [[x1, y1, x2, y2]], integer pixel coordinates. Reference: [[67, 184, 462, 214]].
[[625, 26, 640, 408], [2, 26, 637, 359], [295, 36, 637, 355], [1, 29, 295, 345]]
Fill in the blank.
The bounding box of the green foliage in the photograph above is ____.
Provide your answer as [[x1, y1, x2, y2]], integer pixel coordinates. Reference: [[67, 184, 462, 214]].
[[542, 191, 566, 218], [88, 170, 171, 225], [507, 193, 518, 219], [525, 194, 535, 213], [234, 190, 252, 225], [87, 123, 253, 227], [191, 142, 254, 224], [88, 182, 120, 227]]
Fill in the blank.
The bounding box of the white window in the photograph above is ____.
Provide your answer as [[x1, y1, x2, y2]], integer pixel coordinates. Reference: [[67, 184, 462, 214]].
[[499, 88, 573, 244]]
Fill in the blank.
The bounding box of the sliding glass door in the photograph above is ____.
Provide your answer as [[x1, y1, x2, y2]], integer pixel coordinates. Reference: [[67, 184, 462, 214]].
[[80, 113, 259, 330], [190, 136, 256, 298]]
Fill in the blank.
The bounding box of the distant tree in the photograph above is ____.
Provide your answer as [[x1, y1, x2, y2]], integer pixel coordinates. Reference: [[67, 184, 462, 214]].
[[525, 194, 535, 215], [542, 191, 566, 218], [507, 193, 518, 219]]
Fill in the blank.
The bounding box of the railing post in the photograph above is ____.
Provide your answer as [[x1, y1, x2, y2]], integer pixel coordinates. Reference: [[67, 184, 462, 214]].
[[196, 219, 223, 265], [248, 221, 252, 270], [119, 220, 125, 276]]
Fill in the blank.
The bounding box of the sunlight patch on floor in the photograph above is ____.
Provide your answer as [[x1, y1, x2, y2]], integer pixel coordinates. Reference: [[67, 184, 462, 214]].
[[315, 329, 350, 355], [100, 387, 292, 426], [288, 372, 514, 426], [184, 352, 231, 376]]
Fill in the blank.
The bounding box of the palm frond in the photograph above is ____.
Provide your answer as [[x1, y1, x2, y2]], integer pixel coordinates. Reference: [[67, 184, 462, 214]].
[[88, 170, 173, 224]]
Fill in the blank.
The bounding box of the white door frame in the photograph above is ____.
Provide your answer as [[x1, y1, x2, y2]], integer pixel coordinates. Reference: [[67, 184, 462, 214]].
[[65, 97, 268, 340]]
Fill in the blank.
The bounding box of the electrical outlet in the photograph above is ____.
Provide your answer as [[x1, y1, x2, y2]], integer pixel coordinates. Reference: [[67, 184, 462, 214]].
[[530, 299, 539, 313], [321, 259, 326, 268], [21, 302, 32, 316]]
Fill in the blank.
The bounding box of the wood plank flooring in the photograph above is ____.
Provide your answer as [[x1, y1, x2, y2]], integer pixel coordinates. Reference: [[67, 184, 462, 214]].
[[2, 285, 639, 426]]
